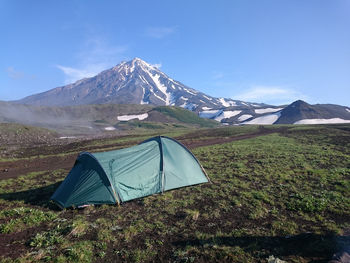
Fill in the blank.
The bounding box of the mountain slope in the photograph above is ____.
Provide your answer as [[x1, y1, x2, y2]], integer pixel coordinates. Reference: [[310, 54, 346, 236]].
[[17, 58, 251, 110], [0, 101, 217, 134], [198, 100, 350, 125], [275, 100, 350, 124]]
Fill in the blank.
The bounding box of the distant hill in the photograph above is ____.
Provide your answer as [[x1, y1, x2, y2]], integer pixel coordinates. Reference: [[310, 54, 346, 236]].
[[199, 100, 350, 125], [0, 101, 217, 135], [0, 122, 59, 146], [275, 100, 350, 124]]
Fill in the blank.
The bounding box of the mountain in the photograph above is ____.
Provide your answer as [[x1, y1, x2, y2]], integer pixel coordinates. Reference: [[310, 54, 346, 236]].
[[17, 58, 257, 110], [198, 100, 350, 125], [275, 100, 350, 124]]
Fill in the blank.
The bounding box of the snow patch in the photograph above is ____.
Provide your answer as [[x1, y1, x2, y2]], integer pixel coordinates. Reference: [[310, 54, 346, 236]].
[[183, 88, 197, 95], [140, 86, 148, 104], [148, 73, 172, 105], [219, 98, 237, 107], [147, 70, 171, 105], [215, 110, 241, 122], [180, 102, 197, 111], [203, 95, 213, 101], [219, 98, 229, 107], [238, 114, 253, 122], [202, 107, 212, 110], [59, 136, 76, 139], [117, 113, 148, 121], [243, 112, 281, 125], [105, 126, 116, 131], [346, 108, 350, 113], [199, 110, 222, 119], [255, 108, 283, 114], [294, 118, 350, 124], [179, 96, 189, 101], [228, 101, 237, 106]]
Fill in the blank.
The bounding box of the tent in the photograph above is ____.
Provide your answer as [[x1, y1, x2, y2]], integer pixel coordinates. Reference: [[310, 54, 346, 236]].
[[51, 136, 209, 208]]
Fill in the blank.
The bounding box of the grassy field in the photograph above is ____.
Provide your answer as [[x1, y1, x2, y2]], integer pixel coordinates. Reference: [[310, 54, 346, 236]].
[[0, 124, 349, 262]]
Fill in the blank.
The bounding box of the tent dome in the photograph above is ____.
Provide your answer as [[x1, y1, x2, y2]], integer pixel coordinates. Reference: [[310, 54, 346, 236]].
[[51, 136, 209, 208]]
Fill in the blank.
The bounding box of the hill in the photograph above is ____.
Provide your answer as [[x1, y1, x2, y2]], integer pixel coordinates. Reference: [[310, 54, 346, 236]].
[[0, 101, 217, 135]]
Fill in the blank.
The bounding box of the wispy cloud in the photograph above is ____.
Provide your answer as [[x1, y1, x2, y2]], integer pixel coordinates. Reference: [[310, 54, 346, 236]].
[[151, 63, 162, 69], [212, 71, 224, 80], [56, 65, 100, 84], [233, 86, 308, 105], [6, 67, 36, 80], [144, 26, 176, 39], [56, 37, 128, 84]]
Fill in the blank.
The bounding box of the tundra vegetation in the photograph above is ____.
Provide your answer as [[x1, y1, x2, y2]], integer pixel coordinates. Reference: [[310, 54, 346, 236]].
[[0, 124, 349, 262]]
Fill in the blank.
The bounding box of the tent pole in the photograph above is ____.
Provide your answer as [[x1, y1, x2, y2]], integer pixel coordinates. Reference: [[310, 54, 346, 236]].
[[158, 136, 165, 193], [200, 163, 211, 184], [113, 189, 120, 206]]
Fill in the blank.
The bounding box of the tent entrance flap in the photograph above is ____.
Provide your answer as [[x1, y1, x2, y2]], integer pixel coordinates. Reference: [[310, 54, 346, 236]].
[[50, 153, 117, 208]]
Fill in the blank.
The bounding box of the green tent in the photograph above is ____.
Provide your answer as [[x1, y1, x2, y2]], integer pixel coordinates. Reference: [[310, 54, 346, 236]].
[[51, 136, 209, 208]]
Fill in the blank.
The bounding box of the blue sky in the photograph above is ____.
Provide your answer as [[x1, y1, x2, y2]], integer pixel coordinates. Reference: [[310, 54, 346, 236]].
[[1, 0, 349, 106]]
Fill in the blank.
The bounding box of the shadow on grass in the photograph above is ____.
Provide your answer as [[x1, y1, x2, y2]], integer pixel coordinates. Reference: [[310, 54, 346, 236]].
[[173, 233, 350, 263], [0, 181, 62, 210]]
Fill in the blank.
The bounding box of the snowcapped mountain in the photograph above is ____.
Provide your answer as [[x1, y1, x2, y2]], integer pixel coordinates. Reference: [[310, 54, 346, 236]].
[[17, 58, 253, 110], [200, 100, 350, 125]]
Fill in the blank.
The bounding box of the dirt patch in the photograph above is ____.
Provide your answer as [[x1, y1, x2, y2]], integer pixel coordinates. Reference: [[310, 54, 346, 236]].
[[182, 126, 289, 149], [0, 127, 289, 181], [0, 154, 76, 180], [0, 224, 50, 259]]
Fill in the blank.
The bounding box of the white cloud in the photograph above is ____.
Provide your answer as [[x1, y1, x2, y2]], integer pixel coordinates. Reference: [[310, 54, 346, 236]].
[[56, 65, 102, 84], [144, 26, 176, 39], [6, 66, 36, 80], [56, 37, 128, 84], [151, 63, 162, 69], [212, 71, 224, 80], [233, 86, 308, 105], [6, 67, 24, 79]]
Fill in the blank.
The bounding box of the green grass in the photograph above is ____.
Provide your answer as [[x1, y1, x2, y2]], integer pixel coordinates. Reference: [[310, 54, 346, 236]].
[[0, 124, 349, 262], [154, 106, 218, 127], [0, 207, 57, 234]]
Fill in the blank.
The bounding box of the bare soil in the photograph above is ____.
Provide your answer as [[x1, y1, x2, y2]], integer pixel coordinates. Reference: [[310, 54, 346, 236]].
[[0, 126, 285, 181]]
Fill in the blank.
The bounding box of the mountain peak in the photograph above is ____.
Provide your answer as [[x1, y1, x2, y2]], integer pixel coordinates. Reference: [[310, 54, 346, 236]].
[[132, 57, 145, 63], [286, 100, 310, 109], [291, 99, 308, 105]]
